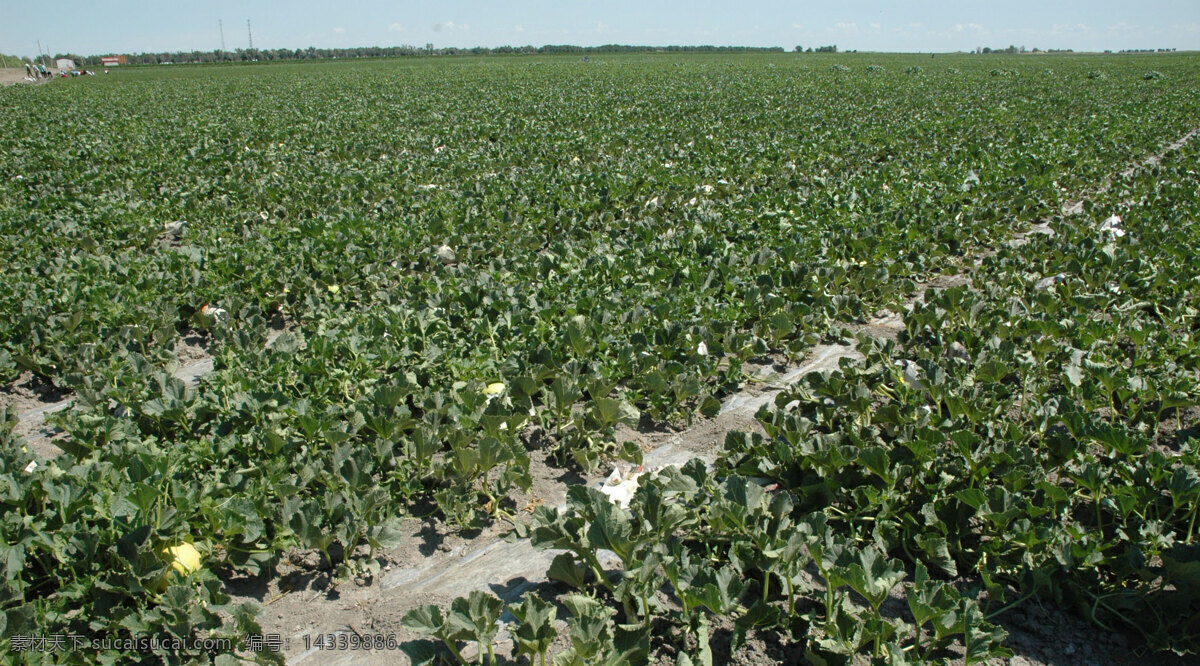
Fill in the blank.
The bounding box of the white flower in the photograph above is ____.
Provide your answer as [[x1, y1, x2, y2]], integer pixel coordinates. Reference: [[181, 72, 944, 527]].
[[961, 170, 980, 191], [601, 465, 645, 508], [1035, 273, 1067, 290], [895, 360, 924, 389], [1099, 215, 1125, 238], [200, 304, 229, 323]]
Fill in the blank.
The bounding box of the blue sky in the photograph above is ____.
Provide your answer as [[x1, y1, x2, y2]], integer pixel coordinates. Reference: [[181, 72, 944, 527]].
[[4, 1, 1198, 58]]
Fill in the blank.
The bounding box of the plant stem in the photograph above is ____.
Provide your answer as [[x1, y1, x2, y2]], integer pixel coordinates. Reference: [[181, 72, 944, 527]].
[[984, 589, 1036, 621], [1019, 370, 1027, 421], [583, 549, 617, 597], [441, 638, 465, 664]]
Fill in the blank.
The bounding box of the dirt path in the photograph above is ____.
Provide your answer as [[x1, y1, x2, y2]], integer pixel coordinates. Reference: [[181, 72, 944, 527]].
[[9, 323, 285, 457], [0, 66, 45, 86], [237, 341, 860, 665], [1060, 125, 1200, 216]]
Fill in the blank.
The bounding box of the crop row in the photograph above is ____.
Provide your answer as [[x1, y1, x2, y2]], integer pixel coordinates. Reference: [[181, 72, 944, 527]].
[[407, 115, 1200, 664], [1, 54, 1198, 662]]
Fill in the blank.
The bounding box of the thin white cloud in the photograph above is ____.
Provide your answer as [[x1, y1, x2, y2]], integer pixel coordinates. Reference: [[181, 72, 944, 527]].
[[431, 21, 469, 32], [1052, 23, 1091, 34], [792, 23, 804, 30], [333, 27, 346, 34], [514, 24, 525, 32], [831, 21, 858, 33], [388, 23, 405, 33]]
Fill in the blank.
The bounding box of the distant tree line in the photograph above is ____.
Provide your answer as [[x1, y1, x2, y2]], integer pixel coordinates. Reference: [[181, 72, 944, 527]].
[[975, 45, 1024, 54], [972, 45, 1072, 54], [974, 45, 1177, 55], [531, 44, 784, 54], [27, 43, 1187, 67], [44, 43, 784, 67]]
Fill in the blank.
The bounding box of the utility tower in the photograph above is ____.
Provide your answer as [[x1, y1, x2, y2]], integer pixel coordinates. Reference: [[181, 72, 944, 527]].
[[219, 19, 226, 51], [247, 19, 254, 50]]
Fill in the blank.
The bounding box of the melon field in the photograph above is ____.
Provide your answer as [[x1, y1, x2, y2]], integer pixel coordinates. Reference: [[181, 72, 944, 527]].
[[2, 52, 1200, 664]]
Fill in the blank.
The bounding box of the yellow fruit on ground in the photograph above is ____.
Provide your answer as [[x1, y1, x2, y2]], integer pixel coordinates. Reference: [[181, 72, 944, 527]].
[[165, 542, 202, 576]]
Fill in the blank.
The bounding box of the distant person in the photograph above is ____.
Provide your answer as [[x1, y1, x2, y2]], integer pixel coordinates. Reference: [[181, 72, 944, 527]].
[[25, 63, 32, 77]]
